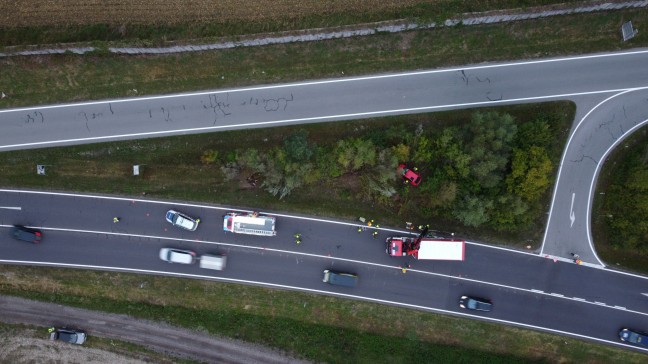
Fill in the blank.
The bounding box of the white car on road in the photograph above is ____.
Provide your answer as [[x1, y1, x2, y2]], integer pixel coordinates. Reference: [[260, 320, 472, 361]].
[[165, 210, 200, 231], [159, 248, 196, 264]]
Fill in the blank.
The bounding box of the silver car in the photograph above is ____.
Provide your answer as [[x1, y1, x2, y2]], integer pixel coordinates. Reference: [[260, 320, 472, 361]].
[[49, 327, 87, 345], [159, 248, 196, 264]]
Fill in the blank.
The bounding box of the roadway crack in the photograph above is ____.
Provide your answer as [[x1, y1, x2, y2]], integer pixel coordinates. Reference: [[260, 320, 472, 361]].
[[486, 91, 502, 101], [24, 111, 44, 124], [203, 93, 232, 125], [263, 93, 294, 111], [161, 107, 172, 122], [571, 154, 598, 165]]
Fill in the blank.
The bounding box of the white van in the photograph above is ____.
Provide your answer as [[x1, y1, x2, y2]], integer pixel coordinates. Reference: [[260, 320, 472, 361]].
[[199, 254, 227, 271]]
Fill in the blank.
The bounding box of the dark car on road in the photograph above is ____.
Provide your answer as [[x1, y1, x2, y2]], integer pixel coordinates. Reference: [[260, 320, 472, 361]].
[[619, 328, 648, 347], [49, 327, 87, 345], [459, 295, 493, 312], [12, 225, 42, 243]]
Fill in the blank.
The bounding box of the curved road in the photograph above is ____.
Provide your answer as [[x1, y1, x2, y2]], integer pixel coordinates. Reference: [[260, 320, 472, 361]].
[[2, 49, 648, 352], [0, 190, 647, 352]]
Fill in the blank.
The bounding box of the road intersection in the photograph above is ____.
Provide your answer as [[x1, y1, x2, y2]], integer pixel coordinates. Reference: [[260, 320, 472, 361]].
[[2, 49, 648, 351]]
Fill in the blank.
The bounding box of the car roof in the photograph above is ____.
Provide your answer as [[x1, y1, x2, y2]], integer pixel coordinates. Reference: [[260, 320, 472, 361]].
[[175, 215, 196, 229], [169, 250, 194, 263]]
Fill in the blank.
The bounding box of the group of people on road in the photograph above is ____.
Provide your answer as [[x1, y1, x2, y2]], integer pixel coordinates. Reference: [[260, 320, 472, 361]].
[[356, 218, 380, 239]]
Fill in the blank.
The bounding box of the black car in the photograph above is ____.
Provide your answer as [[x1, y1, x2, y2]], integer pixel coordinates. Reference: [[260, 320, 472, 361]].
[[12, 225, 42, 243], [459, 295, 493, 312], [619, 328, 648, 347], [49, 327, 87, 345]]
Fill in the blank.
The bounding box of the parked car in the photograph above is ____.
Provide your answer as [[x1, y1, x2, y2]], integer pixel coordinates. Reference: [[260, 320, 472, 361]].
[[619, 328, 648, 347], [12, 225, 42, 243], [459, 295, 493, 312], [398, 164, 422, 186], [49, 327, 87, 345], [159, 248, 196, 264], [165, 210, 200, 231]]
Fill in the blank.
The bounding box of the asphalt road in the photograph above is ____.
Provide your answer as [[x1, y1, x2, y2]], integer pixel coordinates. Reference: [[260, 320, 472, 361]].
[[2, 49, 648, 352], [1, 190, 648, 352], [2, 49, 648, 264]]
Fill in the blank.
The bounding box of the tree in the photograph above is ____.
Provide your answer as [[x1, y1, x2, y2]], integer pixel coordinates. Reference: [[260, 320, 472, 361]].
[[452, 195, 493, 228], [392, 143, 410, 162], [362, 148, 399, 202], [283, 130, 313, 162], [434, 128, 470, 179], [463, 112, 517, 189], [506, 146, 552, 202], [335, 138, 376, 172]]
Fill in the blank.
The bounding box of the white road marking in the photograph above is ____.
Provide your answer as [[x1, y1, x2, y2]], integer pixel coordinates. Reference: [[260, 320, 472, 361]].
[[642, 293, 648, 297], [3, 187, 648, 283], [0, 206, 21, 210], [1, 223, 647, 317], [0, 258, 646, 352], [540, 86, 648, 264], [569, 193, 576, 228], [586, 113, 648, 267], [0, 189, 529, 255], [3, 49, 648, 114], [573, 297, 585, 301], [0, 88, 630, 151]]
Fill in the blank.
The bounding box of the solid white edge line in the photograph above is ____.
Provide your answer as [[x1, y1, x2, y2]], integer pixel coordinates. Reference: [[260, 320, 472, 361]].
[[2, 48, 648, 114], [3, 223, 647, 319], [0, 188, 574, 256], [585, 114, 648, 270], [0, 258, 645, 352], [0, 88, 626, 150], [539, 86, 648, 264]]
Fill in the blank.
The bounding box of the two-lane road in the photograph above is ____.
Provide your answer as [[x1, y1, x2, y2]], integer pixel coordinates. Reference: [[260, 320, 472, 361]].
[[1, 190, 648, 351]]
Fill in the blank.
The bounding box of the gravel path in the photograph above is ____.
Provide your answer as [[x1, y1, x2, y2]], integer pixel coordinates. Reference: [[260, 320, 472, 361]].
[[0, 295, 309, 364]]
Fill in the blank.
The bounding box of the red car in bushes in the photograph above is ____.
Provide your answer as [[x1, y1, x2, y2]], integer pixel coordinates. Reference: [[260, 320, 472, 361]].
[[398, 164, 421, 186]]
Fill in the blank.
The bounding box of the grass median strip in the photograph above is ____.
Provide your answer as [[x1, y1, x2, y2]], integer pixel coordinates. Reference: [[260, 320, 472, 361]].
[[0, 102, 574, 246]]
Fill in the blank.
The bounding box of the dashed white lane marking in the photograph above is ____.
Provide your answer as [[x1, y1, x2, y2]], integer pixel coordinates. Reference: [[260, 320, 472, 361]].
[[0, 257, 646, 353], [1, 224, 646, 318]]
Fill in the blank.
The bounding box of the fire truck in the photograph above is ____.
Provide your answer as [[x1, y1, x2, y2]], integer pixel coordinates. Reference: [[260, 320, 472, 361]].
[[386, 228, 465, 261], [223, 212, 276, 236]]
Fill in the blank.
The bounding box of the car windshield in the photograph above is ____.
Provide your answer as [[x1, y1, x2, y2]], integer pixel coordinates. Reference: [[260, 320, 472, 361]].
[[58, 332, 77, 342]]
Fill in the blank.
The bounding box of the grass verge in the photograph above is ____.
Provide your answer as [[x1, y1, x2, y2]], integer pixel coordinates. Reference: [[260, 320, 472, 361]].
[[1, 265, 645, 363], [0, 102, 574, 246], [0, 0, 580, 46], [1, 9, 647, 109], [591, 125, 648, 274], [0, 322, 190, 363]]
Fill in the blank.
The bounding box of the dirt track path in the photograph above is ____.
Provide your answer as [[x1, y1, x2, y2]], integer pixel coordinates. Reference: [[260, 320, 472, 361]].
[[0, 295, 309, 364]]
